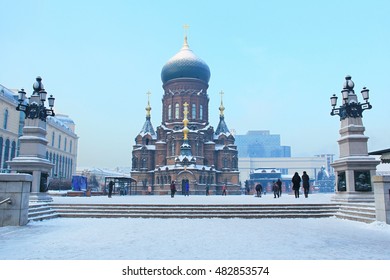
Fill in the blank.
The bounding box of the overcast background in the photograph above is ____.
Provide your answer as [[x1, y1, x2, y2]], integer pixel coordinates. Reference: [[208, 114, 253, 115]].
[[1, 0, 389, 169]]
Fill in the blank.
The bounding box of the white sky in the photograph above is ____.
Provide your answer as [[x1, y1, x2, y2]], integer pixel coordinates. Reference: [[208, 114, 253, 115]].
[[1, 0, 389, 169]]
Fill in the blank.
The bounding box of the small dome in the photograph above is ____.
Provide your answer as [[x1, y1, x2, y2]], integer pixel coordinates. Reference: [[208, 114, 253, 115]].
[[161, 37, 210, 84]]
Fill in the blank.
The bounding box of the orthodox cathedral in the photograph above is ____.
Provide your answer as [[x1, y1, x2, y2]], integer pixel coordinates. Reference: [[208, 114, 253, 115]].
[[131, 35, 240, 195]]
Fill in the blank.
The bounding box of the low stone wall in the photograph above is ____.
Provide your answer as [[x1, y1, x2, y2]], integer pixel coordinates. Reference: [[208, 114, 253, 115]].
[[0, 173, 32, 227], [373, 175, 390, 224]]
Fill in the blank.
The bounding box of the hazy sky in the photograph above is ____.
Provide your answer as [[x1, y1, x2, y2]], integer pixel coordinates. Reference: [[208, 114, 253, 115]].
[[2, 0, 389, 169]]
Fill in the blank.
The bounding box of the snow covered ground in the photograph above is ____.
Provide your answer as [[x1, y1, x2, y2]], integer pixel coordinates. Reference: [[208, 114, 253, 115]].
[[1, 193, 390, 260]]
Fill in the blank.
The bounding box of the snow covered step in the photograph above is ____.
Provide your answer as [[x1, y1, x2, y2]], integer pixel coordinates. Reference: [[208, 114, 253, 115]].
[[336, 203, 376, 223], [28, 203, 59, 221], [29, 213, 60, 221], [49, 203, 339, 219], [335, 213, 376, 224], [28, 202, 377, 223], [56, 212, 336, 219]]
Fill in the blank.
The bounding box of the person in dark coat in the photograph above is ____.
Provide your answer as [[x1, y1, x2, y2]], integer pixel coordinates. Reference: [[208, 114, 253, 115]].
[[222, 185, 227, 196], [276, 178, 282, 197], [292, 172, 301, 198], [205, 184, 210, 196], [272, 181, 280, 198], [302, 171, 310, 198], [255, 183, 263, 197], [108, 180, 114, 198], [170, 181, 176, 198]]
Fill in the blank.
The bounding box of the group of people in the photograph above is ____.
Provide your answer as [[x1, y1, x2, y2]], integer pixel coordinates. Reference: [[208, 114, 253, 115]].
[[109, 172, 311, 198], [292, 171, 310, 198], [253, 171, 311, 199], [272, 179, 282, 198], [255, 178, 283, 198]]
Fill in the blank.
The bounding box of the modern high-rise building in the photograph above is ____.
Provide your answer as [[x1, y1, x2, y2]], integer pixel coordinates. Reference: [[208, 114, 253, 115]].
[[235, 130, 291, 158]]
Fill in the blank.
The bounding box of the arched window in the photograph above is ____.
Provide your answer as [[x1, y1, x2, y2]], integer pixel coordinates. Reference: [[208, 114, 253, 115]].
[[0, 137, 3, 169], [132, 157, 138, 170], [10, 141, 16, 160], [223, 157, 228, 169], [168, 104, 172, 120], [3, 139, 10, 169], [199, 105, 203, 120], [3, 109, 8, 129], [59, 155, 62, 176], [70, 140, 73, 153], [192, 104, 196, 119], [55, 154, 59, 175], [175, 103, 179, 119], [64, 138, 67, 151], [70, 159, 73, 176], [232, 156, 238, 169], [52, 132, 55, 146], [58, 135, 61, 149], [171, 141, 175, 156]]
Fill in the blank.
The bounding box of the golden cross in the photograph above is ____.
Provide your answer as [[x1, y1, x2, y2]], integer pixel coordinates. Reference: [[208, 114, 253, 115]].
[[145, 91, 152, 117], [183, 102, 189, 117], [219, 90, 225, 116], [183, 24, 190, 36], [182, 102, 189, 140], [146, 91, 151, 102]]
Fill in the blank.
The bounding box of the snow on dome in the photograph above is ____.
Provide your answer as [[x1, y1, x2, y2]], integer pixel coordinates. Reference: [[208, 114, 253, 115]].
[[161, 37, 210, 84]]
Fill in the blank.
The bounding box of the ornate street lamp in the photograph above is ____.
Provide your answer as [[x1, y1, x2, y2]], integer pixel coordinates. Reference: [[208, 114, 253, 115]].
[[8, 76, 56, 202], [16, 76, 55, 121], [330, 75, 372, 120], [329, 75, 380, 201]]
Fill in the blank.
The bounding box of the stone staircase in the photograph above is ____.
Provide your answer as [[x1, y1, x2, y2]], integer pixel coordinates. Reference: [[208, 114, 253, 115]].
[[335, 203, 376, 223], [28, 202, 376, 223], [29, 203, 338, 219], [28, 203, 59, 221]]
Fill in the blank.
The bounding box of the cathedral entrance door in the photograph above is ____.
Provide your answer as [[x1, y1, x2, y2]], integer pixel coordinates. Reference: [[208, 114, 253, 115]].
[[182, 179, 189, 195]]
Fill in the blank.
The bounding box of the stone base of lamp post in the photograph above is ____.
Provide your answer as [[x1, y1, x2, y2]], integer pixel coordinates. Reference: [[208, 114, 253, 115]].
[[331, 156, 380, 203], [331, 192, 375, 203], [8, 156, 54, 202]]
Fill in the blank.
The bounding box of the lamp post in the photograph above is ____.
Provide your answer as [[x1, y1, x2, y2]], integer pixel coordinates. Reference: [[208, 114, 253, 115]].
[[330, 75, 372, 120], [8, 76, 56, 202], [329, 75, 380, 202], [16, 76, 55, 120]]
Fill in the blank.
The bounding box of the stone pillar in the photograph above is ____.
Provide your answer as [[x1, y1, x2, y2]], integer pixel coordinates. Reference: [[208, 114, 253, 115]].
[[331, 102, 380, 202], [8, 118, 54, 202], [373, 175, 390, 224], [0, 174, 32, 227]]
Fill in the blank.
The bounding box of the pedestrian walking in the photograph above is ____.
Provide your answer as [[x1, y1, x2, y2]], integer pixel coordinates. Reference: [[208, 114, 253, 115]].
[[108, 180, 114, 198], [272, 181, 280, 198], [170, 181, 176, 198], [302, 171, 310, 198], [205, 184, 210, 196], [276, 178, 282, 197], [147, 185, 152, 195], [292, 172, 301, 198], [222, 185, 227, 196], [255, 183, 263, 197]]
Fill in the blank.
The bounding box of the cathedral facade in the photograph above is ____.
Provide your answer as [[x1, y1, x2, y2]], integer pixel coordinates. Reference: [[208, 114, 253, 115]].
[[131, 36, 240, 195]]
